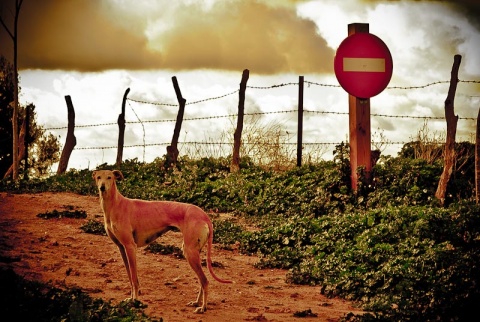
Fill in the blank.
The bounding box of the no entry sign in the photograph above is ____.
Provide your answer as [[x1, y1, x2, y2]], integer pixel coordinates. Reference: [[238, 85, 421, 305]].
[[334, 32, 393, 99]]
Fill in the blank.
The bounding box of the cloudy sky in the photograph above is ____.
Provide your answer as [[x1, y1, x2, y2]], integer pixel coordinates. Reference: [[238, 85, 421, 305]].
[[1, 0, 479, 170]]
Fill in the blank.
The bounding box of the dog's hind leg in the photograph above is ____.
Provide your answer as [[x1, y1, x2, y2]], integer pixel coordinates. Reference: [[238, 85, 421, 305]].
[[184, 223, 210, 313], [184, 247, 209, 313]]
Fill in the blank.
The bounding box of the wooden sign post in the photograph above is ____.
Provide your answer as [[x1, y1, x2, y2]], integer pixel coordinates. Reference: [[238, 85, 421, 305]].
[[334, 23, 393, 190], [349, 82, 371, 190], [348, 23, 371, 190]]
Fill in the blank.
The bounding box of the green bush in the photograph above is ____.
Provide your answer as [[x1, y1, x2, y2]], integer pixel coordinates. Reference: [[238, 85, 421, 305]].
[[0, 268, 158, 322], [285, 205, 480, 321], [368, 157, 442, 207], [80, 219, 106, 236]]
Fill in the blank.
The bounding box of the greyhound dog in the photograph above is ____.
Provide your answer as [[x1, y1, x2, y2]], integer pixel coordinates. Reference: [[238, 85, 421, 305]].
[[92, 169, 232, 313]]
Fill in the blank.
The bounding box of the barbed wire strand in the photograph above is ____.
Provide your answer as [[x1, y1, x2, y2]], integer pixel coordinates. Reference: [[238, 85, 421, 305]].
[[75, 141, 410, 151], [44, 78, 479, 132], [45, 108, 477, 130]]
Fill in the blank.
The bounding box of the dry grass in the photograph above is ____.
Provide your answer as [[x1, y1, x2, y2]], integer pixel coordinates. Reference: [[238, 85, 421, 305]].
[[179, 114, 328, 170], [410, 120, 445, 163]]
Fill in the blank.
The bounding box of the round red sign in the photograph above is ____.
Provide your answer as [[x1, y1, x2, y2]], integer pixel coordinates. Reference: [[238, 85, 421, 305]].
[[334, 33, 393, 99]]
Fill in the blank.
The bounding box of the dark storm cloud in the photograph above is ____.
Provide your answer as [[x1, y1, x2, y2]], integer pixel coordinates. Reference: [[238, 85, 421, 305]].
[[0, 0, 162, 71], [0, 0, 335, 74], [152, 1, 334, 74], [361, 0, 480, 28]]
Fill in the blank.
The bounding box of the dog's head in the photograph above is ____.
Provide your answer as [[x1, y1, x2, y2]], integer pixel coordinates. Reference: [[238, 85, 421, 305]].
[[92, 170, 124, 194]]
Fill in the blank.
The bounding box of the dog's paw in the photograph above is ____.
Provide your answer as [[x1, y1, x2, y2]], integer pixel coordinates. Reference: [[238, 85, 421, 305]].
[[193, 306, 206, 314], [187, 301, 206, 313]]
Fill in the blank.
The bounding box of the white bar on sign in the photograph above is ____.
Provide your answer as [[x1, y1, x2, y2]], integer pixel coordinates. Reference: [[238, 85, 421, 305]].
[[343, 58, 385, 72]]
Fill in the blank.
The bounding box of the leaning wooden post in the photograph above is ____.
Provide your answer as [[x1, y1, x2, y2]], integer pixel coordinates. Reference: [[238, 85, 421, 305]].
[[164, 76, 187, 168], [57, 95, 77, 174], [116, 88, 130, 167], [2, 109, 27, 179], [230, 69, 249, 173], [435, 54, 461, 206], [297, 75, 304, 167], [476, 107, 480, 204], [24, 104, 31, 180]]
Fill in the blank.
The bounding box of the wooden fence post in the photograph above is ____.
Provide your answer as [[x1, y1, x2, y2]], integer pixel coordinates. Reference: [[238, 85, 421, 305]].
[[476, 107, 480, 204], [435, 54, 461, 205], [2, 107, 27, 179], [231, 69, 249, 172], [116, 88, 130, 167], [297, 76, 304, 167], [165, 76, 186, 168], [57, 95, 77, 174], [24, 104, 31, 180]]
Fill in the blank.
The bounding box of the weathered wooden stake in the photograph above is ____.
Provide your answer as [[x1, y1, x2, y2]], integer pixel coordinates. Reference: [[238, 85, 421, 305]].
[[2, 107, 27, 179], [116, 88, 130, 166], [231, 69, 250, 172], [435, 55, 461, 206], [166, 76, 187, 168], [476, 107, 480, 204], [297, 76, 304, 167], [348, 23, 372, 190], [24, 104, 31, 180], [57, 95, 77, 174]]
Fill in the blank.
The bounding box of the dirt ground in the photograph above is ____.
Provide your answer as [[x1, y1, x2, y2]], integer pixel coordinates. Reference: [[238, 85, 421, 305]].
[[0, 192, 363, 322]]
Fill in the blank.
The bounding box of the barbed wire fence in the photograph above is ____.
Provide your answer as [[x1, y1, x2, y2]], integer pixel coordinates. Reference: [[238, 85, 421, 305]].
[[45, 77, 480, 168]]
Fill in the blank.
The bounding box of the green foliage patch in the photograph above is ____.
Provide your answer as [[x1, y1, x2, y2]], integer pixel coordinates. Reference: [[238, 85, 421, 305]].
[[80, 219, 107, 236], [0, 268, 160, 322], [146, 242, 184, 258], [37, 208, 87, 219]]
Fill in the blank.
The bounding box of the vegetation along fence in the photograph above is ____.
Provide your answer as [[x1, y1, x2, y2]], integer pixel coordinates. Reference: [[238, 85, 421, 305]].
[[44, 63, 479, 174]]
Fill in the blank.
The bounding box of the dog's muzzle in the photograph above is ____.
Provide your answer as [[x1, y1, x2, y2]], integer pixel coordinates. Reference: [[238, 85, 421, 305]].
[[100, 184, 106, 192]]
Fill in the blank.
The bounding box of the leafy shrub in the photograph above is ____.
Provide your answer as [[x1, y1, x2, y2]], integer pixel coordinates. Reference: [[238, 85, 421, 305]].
[[80, 219, 106, 236], [0, 268, 158, 322], [37, 208, 87, 219], [239, 215, 324, 269], [146, 242, 184, 258], [284, 205, 480, 321], [212, 218, 247, 247], [236, 162, 352, 218], [368, 157, 442, 207]]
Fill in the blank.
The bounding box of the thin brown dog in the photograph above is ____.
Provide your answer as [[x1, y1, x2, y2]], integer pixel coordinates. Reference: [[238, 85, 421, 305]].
[[92, 169, 232, 313]]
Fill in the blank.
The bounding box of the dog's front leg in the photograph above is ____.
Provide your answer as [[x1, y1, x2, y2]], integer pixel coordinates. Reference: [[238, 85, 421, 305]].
[[123, 242, 140, 299], [108, 231, 136, 299], [117, 244, 134, 298]]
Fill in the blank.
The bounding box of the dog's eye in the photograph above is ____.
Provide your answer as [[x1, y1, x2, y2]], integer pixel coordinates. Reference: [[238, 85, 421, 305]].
[[107, 176, 111, 179], [97, 176, 101, 180]]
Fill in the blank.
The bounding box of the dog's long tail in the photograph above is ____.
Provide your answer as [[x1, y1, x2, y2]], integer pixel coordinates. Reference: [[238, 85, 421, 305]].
[[207, 220, 233, 284]]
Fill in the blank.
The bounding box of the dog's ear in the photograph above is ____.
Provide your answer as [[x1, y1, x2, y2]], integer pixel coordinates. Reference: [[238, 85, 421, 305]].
[[113, 170, 124, 181], [92, 171, 97, 180]]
